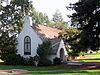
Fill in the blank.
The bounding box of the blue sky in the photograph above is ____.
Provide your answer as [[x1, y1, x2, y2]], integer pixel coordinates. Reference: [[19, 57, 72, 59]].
[[32, 0, 78, 22]]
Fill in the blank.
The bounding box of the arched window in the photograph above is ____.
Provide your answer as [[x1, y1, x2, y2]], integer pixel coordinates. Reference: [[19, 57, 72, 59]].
[[24, 36, 31, 55]]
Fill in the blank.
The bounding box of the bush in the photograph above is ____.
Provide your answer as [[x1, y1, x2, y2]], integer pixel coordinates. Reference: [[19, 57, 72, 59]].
[[0, 53, 36, 65], [37, 40, 51, 59], [79, 51, 85, 56], [21, 57, 34, 66], [38, 58, 52, 66], [0, 53, 25, 65], [53, 57, 61, 65]]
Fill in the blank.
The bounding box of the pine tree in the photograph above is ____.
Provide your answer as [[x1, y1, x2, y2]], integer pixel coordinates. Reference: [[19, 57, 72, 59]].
[[68, 0, 100, 50], [49, 9, 67, 30], [53, 9, 63, 22]]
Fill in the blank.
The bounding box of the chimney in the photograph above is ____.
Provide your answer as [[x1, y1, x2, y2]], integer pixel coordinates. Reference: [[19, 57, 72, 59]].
[[24, 14, 32, 26]]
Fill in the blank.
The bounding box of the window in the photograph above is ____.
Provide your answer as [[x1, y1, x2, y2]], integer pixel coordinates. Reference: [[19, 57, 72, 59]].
[[24, 36, 31, 55]]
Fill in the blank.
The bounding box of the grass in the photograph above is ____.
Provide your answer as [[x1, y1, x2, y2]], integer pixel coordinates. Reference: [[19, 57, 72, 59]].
[[0, 65, 76, 71], [19, 70, 100, 75], [0, 65, 100, 75], [79, 53, 100, 62]]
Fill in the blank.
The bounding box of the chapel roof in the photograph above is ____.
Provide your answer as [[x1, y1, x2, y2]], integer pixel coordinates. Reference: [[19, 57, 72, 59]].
[[32, 24, 62, 54], [32, 24, 61, 40]]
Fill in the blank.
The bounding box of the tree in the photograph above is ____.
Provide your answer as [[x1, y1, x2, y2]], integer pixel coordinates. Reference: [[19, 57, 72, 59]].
[[68, 0, 100, 51], [37, 40, 51, 59], [0, 32, 17, 54], [48, 9, 67, 30], [0, 0, 33, 62], [37, 40, 52, 65], [53, 9, 63, 22], [31, 11, 50, 25], [0, 0, 33, 34], [59, 27, 82, 58]]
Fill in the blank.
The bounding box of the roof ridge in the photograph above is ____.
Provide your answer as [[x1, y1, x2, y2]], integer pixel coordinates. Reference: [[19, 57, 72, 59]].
[[33, 24, 62, 32]]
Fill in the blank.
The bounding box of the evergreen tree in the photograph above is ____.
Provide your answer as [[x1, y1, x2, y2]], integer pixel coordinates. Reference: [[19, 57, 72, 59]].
[[53, 9, 63, 22], [0, 0, 33, 54], [68, 0, 100, 51], [49, 9, 67, 30], [31, 11, 50, 25]]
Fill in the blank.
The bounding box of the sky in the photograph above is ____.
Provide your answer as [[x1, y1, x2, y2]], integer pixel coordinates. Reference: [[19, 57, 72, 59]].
[[32, 0, 78, 22], [2, 0, 78, 22]]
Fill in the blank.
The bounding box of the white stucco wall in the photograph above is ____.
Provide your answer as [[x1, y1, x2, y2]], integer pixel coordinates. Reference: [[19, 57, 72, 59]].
[[47, 39, 68, 62], [57, 39, 68, 58], [17, 15, 42, 58]]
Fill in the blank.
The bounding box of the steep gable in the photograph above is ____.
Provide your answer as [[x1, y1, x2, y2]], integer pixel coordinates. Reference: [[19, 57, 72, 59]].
[[32, 24, 62, 54], [32, 24, 61, 40]]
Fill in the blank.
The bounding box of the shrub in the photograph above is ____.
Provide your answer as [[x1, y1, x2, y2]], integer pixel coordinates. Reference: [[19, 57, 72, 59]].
[[37, 40, 51, 59], [53, 57, 61, 65], [38, 58, 52, 66], [21, 57, 34, 66], [0, 54, 36, 66], [37, 40, 52, 66], [0, 53, 24, 65], [29, 57, 34, 66]]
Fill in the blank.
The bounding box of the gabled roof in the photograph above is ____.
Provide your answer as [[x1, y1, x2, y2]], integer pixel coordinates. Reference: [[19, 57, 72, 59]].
[[32, 24, 62, 54], [32, 24, 61, 40]]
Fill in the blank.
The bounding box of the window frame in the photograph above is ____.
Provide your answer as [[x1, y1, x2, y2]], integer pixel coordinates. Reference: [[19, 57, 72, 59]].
[[24, 36, 31, 55]]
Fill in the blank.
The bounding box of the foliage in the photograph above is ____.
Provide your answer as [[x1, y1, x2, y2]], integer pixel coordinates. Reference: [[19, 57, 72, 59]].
[[0, 32, 17, 54], [59, 27, 82, 55], [38, 58, 52, 66], [68, 0, 100, 51], [22, 57, 35, 66], [31, 12, 50, 25], [59, 27, 81, 42], [48, 22, 67, 30], [0, 53, 38, 66], [53, 57, 61, 65], [53, 9, 63, 22], [0, 0, 32, 34], [37, 40, 52, 66], [0, 0, 33, 54], [48, 9, 67, 30], [0, 54, 24, 65], [37, 40, 51, 59]]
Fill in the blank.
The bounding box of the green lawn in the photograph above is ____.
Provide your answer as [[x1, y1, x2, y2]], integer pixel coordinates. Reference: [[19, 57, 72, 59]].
[[79, 53, 100, 62], [0, 65, 76, 71], [0, 64, 100, 75], [0, 65, 100, 75], [19, 70, 100, 75]]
